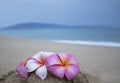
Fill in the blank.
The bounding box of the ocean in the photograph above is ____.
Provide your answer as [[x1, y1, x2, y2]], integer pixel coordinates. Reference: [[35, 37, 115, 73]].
[[0, 28, 120, 47]]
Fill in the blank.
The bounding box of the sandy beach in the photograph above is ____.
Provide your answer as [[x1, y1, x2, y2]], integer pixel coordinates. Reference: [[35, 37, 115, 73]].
[[0, 37, 120, 83]]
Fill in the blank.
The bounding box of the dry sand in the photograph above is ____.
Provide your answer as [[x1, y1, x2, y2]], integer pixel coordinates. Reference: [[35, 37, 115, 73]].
[[0, 37, 120, 83]]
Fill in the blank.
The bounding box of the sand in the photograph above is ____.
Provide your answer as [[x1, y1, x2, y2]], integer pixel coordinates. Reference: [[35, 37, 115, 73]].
[[0, 37, 120, 83], [0, 71, 88, 83]]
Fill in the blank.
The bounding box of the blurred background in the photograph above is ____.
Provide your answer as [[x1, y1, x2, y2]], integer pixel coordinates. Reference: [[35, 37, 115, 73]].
[[0, 0, 120, 47]]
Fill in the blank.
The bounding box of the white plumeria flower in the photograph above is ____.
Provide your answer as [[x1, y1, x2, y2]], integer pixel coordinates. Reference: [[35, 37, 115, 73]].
[[26, 51, 55, 80]]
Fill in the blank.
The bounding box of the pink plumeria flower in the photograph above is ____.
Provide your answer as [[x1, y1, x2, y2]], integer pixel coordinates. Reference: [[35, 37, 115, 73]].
[[46, 53, 80, 80], [16, 57, 31, 78], [26, 51, 55, 80]]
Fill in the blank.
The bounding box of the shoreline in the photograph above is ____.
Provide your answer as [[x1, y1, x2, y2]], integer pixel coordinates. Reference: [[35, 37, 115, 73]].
[[0, 37, 120, 83], [52, 40, 120, 48], [1, 36, 120, 48]]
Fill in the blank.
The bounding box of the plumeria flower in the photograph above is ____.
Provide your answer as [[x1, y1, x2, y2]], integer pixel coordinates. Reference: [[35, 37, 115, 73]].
[[26, 51, 55, 80], [46, 53, 80, 80], [16, 57, 31, 78]]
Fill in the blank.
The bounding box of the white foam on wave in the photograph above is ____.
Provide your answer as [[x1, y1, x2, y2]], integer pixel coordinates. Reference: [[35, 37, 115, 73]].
[[52, 40, 120, 47]]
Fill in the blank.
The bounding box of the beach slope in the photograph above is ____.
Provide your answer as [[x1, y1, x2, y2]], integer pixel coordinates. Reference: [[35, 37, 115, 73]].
[[0, 37, 120, 83]]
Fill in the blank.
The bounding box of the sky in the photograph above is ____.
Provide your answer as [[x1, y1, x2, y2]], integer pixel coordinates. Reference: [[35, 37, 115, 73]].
[[0, 0, 120, 28]]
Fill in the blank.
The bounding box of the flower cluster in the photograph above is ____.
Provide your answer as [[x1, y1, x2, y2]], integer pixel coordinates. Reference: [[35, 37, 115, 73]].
[[16, 51, 80, 80]]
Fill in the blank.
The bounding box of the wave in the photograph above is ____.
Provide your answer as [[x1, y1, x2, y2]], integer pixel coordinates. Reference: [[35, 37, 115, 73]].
[[52, 40, 120, 47]]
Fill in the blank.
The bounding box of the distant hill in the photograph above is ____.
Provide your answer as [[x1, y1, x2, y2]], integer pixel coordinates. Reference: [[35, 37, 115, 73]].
[[1, 23, 119, 30], [1, 23, 66, 30]]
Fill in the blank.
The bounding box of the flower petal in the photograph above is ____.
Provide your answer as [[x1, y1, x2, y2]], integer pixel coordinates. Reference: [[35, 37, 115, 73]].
[[33, 51, 55, 63], [43, 51, 55, 58], [32, 51, 43, 63], [65, 65, 80, 80], [24, 56, 33, 65], [26, 59, 41, 72], [48, 65, 65, 79], [58, 53, 72, 64], [67, 54, 79, 66], [46, 54, 62, 67], [41, 51, 55, 61], [35, 65, 47, 80], [16, 66, 28, 78]]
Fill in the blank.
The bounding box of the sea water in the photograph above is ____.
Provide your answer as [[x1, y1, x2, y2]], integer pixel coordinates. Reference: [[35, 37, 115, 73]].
[[0, 28, 120, 47]]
